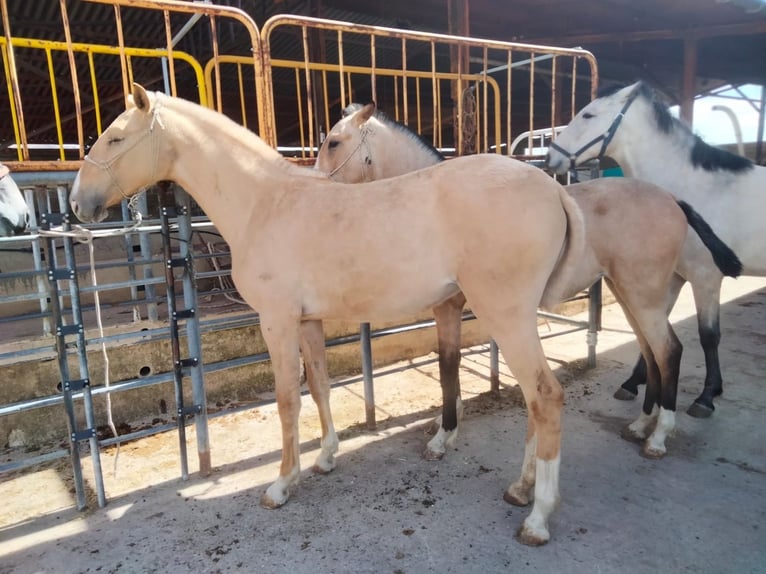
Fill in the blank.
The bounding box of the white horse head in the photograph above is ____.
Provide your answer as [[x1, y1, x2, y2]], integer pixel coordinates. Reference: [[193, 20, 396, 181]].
[[71, 83, 167, 222], [0, 162, 29, 236], [315, 102, 378, 182], [546, 82, 646, 175]]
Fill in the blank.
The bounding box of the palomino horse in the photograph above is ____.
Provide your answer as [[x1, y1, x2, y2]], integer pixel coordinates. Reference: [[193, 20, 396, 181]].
[[0, 162, 29, 236], [70, 84, 587, 546], [316, 102, 738, 459], [547, 81, 753, 417]]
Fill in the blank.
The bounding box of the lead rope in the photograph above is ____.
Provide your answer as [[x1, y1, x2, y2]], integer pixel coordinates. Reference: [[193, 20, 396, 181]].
[[39, 195, 144, 477]]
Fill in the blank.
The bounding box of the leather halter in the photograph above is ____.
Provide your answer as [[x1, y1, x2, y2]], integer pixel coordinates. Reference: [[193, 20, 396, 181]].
[[548, 85, 641, 179]]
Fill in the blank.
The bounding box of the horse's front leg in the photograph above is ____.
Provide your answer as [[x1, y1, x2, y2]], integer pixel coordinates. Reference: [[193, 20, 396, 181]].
[[423, 292, 466, 460], [687, 276, 724, 418], [300, 319, 339, 474], [259, 313, 303, 509]]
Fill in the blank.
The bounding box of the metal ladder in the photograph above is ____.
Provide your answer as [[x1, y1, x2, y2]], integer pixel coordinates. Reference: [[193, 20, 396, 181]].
[[40, 185, 105, 510], [158, 182, 211, 478]]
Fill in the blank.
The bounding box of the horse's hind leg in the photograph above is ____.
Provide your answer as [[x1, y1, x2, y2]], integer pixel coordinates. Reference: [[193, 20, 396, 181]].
[[504, 416, 536, 507], [611, 282, 683, 458], [300, 319, 339, 473], [615, 273, 685, 400], [687, 276, 724, 418], [631, 320, 681, 458], [642, 323, 682, 458], [424, 293, 466, 460], [615, 308, 662, 444]]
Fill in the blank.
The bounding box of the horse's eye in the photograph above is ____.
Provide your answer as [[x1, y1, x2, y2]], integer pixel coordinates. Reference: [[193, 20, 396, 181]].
[[582, 112, 594, 119], [108, 136, 124, 145], [328, 140, 340, 150]]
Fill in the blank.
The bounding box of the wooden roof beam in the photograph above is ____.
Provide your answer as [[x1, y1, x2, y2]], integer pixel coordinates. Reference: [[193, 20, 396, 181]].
[[524, 20, 766, 46]]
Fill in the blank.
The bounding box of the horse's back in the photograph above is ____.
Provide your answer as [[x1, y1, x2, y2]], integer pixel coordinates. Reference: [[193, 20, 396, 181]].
[[567, 178, 687, 291], [429, 155, 574, 303]]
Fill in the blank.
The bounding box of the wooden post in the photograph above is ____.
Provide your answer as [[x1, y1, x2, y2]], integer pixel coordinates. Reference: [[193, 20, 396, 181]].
[[680, 35, 697, 125], [448, 0, 470, 154]]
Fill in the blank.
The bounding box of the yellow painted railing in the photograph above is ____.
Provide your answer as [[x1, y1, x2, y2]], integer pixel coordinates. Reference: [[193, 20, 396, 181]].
[[1, 0, 598, 170], [0, 36, 205, 165]]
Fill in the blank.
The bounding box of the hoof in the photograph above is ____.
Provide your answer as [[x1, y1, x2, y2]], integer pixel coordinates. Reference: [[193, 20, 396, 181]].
[[311, 463, 335, 475], [687, 401, 714, 419], [516, 524, 549, 547], [504, 489, 530, 507], [422, 447, 445, 461], [620, 426, 646, 444], [614, 387, 638, 401], [260, 492, 287, 509], [640, 444, 666, 460]]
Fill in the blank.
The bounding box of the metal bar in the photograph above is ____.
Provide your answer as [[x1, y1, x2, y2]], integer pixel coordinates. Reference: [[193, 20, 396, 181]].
[[210, 14, 221, 111], [401, 37, 408, 126], [506, 50, 512, 155], [57, 185, 106, 508], [158, 184, 189, 480], [489, 339, 500, 393], [174, 186, 211, 476], [40, 216, 84, 510], [121, 201, 141, 321], [136, 193, 159, 321], [360, 322, 375, 430], [338, 30, 345, 110], [587, 279, 602, 368], [58, 0, 84, 159], [0, 0, 28, 159], [301, 26, 315, 157]]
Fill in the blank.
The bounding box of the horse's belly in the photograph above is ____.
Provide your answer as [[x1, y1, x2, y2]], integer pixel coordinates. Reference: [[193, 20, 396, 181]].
[[301, 277, 460, 322]]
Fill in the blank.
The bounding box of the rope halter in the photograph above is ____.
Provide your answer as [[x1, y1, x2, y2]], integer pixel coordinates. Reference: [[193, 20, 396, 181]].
[[327, 122, 374, 182], [83, 102, 165, 203]]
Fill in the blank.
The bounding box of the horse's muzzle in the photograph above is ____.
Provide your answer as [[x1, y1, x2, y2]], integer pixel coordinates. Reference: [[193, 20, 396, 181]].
[[545, 153, 569, 176]]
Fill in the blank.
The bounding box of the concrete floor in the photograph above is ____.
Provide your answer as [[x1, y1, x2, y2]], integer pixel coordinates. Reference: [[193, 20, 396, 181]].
[[1, 277, 765, 574]]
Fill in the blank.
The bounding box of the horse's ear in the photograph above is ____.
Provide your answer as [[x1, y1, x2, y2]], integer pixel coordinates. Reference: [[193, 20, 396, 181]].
[[0, 164, 8, 178], [353, 102, 376, 126], [132, 83, 151, 113]]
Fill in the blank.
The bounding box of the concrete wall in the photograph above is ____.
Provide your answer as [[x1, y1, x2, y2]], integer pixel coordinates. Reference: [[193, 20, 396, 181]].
[[0, 310, 494, 450]]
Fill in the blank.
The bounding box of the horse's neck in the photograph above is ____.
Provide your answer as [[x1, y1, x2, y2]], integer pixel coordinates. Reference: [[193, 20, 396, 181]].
[[163, 102, 288, 249], [611, 113, 700, 194], [371, 124, 441, 178]]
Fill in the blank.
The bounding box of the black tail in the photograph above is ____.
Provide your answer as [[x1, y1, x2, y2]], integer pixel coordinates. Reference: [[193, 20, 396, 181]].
[[677, 200, 743, 278]]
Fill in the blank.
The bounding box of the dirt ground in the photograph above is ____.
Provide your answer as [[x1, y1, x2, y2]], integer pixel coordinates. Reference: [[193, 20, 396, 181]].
[[1, 277, 765, 574]]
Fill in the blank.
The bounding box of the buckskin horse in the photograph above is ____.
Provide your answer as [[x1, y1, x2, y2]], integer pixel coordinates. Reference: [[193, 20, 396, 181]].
[[70, 84, 588, 545], [316, 101, 738, 461]]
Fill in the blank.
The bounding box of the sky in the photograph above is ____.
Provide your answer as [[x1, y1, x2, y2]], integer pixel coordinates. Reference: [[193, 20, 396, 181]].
[[673, 84, 764, 145]]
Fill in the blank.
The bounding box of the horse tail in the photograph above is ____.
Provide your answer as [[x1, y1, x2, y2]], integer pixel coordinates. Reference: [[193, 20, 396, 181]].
[[677, 200, 743, 278], [540, 186, 587, 310]]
